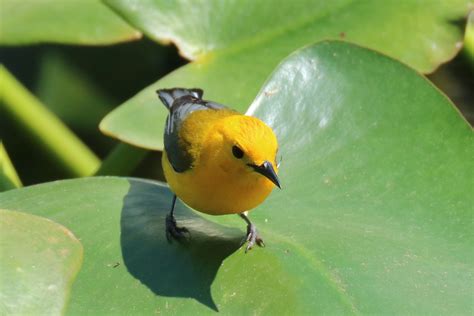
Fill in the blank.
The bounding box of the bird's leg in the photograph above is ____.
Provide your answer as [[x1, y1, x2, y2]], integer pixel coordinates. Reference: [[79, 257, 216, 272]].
[[239, 212, 265, 252], [166, 194, 189, 242]]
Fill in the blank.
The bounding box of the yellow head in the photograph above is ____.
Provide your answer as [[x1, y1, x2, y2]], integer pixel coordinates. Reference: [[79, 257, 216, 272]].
[[199, 115, 280, 205]]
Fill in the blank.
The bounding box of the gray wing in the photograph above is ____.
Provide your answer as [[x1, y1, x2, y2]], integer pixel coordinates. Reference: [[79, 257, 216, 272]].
[[158, 89, 226, 172]]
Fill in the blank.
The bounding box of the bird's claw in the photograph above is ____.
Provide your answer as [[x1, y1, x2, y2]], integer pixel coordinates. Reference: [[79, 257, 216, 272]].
[[166, 214, 189, 242], [243, 223, 265, 253]]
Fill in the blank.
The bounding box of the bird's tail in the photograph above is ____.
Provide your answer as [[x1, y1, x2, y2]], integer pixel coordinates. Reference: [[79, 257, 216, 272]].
[[156, 88, 203, 109]]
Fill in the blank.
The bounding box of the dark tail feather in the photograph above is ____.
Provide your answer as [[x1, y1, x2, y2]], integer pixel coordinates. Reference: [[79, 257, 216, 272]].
[[156, 88, 204, 109]]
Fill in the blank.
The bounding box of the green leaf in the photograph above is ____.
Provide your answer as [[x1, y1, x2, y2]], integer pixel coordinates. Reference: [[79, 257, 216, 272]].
[[2, 41, 473, 314], [246, 41, 474, 313], [0, 209, 83, 315], [100, 0, 472, 149], [0, 178, 245, 314], [0, 0, 141, 45]]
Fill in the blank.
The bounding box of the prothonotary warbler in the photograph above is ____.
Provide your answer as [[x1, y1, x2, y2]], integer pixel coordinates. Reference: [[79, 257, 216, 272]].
[[157, 88, 281, 252]]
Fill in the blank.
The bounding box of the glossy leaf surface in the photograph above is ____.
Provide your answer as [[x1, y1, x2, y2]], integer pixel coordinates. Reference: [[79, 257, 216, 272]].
[[0, 209, 83, 315], [1, 41, 473, 314], [0, 0, 140, 45], [100, 0, 472, 149]]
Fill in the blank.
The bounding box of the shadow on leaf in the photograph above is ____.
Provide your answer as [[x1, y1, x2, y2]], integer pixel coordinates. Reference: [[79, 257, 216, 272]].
[[120, 179, 242, 311]]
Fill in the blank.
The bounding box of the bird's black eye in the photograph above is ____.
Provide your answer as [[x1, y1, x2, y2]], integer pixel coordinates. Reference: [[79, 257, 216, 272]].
[[232, 145, 244, 159]]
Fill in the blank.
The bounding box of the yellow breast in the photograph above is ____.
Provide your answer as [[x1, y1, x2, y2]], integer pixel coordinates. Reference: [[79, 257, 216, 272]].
[[163, 151, 274, 215]]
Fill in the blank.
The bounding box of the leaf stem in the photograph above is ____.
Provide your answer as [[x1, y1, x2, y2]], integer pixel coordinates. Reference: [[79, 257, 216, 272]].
[[95, 142, 148, 176], [0, 141, 22, 191], [0, 65, 100, 177], [464, 11, 474, 69]]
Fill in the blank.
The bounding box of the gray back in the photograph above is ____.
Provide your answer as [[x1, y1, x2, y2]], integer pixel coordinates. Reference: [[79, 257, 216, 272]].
[[158, 89, 226, 172]]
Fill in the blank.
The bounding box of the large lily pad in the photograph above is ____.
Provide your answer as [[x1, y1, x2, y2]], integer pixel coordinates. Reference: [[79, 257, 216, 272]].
[[0, 209, 83, 315], [100, 0, 472, 149], [1, 41, 473, 314], [0, 0, 141, 45], [0, 178, 246, 314]]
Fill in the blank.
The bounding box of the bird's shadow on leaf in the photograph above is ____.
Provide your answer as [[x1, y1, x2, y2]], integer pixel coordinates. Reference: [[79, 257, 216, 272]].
[[120, 179, 243, 311]]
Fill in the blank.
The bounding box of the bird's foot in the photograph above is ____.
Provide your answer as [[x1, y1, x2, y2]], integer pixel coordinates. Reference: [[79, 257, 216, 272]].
[[243, 223, 265, 253], [166, 214, 189, 242]]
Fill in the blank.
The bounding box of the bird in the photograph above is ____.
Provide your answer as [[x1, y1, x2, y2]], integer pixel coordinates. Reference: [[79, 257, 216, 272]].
[[157, 88, 281, 252]]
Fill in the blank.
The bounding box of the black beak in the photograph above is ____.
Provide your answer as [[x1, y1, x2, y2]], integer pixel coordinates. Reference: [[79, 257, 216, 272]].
[[248, 160, 281, 189]]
